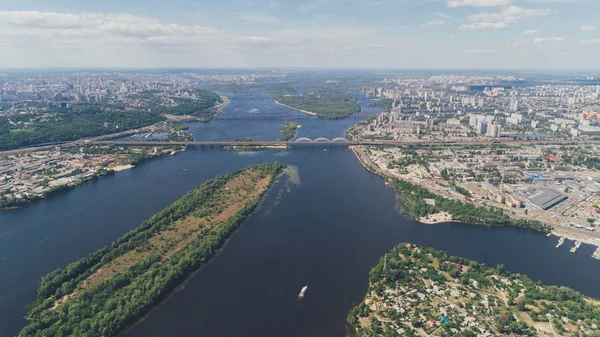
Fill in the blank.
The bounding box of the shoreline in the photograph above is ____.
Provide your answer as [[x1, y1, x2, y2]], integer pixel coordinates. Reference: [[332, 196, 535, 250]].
[[350, 145, 600, 251], [20, 163, 284, 337], [214, 95, 230, 116], [0, 149, 185, 212], [273, 100, 318, 116]]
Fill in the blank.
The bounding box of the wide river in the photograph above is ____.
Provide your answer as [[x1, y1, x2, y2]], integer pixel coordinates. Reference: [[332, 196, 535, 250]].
[[1, 92, 599, 337]]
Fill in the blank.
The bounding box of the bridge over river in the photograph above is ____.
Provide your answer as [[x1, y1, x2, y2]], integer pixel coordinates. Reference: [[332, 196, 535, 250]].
[[87, 138, 596, 148]]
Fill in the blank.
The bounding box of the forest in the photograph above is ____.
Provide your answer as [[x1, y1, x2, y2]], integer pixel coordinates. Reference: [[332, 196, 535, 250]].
[[19, 162, 284, 337], [148, 89, 222, 118], [390, 178, 552, 233], [0, 106, 165, 150], [279, 121, 300, 141], [263, 85, 361, 119]]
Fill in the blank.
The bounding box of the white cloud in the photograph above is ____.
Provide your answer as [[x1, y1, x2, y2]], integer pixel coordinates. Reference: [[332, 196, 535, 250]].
[[446, 0, 511, 7], [467, 6, 555, 23], [534, 37, 564, 43], [240, 13, 280, 23], [459, 22, 508, 30], [420, 20, 445, 28], [0, 10, 222, 39], [580, 25, 598, 31], [465, 49, 496, 53], [529, 0, 600, 2], [523, 29, 538, 35], [580, 39, 600, 45], [237, 36, 276, 43]]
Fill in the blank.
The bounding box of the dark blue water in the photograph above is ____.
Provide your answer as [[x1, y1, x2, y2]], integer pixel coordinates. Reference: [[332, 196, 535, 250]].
[[0, 93, 598, 337]]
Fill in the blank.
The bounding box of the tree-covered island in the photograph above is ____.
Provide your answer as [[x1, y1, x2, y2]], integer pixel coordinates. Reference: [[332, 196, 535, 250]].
[[19, 162, 284, 337], [349, 243, 600, 337]]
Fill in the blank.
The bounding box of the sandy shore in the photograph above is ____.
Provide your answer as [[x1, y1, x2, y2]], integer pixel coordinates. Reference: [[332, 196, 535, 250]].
[[214, 95, 230, 115], [418, 211, 455, 224], [110, 164, 134, 172], [273, 100, 317, 116]]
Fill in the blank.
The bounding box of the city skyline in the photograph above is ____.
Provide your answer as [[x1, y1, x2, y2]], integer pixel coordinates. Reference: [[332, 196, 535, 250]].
[[0, 0, 599, 69]]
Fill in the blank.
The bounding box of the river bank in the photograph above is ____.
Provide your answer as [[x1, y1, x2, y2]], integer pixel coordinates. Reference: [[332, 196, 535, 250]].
[[215, 95, 230, 115], [350, 145, 551, 232], [18, 163, 284, 337], [0, 169, 114, 211], [351, 145, 600, 252]]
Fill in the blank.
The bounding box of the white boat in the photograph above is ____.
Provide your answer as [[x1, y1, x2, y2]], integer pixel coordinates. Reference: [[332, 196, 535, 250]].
[[556, 237, 565, 248], [298, 285, 308, 299]]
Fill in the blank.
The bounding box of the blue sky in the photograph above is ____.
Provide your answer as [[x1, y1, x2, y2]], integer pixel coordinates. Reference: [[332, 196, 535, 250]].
[[0, 0, 599, 69]]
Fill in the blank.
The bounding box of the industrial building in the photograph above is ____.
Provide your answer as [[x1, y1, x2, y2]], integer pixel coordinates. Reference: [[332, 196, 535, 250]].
[[528, 188, 568, 210]]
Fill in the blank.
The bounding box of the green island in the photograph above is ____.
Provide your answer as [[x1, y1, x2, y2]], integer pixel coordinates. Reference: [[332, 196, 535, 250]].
[[148, 89, 223, 118], [349, 243, 600, 337], [19, 162, 284, 337], [279, 121, 300, 141], [263, 86, 360, 119]]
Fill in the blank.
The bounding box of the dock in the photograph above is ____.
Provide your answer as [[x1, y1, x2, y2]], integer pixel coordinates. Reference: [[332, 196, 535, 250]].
[[570, 240, 582, 253]]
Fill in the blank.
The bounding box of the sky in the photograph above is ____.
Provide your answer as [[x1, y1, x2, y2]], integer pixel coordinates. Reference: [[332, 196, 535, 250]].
[[0, 0, 599, 69]]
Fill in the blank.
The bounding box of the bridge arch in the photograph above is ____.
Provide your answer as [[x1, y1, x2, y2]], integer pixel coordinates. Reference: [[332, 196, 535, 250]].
[[331, 137, 349, 143], [295, 137, 313, 143], [314, 137, 331, 143]]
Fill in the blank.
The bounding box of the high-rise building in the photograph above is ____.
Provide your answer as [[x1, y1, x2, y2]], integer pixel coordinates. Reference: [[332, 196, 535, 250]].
[[469, 115, 478, 127], [477, 120, 488, 135], [489, 124, 500, 138], [510, 97, 519, 112]]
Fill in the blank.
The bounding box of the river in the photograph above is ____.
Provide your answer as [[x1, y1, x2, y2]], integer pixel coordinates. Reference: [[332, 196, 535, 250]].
[[0, 92, 598, 337]]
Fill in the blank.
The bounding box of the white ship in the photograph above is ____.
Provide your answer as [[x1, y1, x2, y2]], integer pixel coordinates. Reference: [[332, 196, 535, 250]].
[[570, 240, 582, 253], [556, 237, 565, 248], [298, 285, 308, 299]]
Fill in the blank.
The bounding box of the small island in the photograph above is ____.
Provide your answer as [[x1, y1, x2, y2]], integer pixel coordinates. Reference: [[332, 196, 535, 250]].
[[279, 121, 300, 141], [348, 243, 600, 337], [19, 162, 284, 337]]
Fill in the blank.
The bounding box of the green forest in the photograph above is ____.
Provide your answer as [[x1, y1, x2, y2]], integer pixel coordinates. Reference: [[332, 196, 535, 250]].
[[19, 162, 284, 337], [148, 89, 222, 118], [0, 106, 165, 150], [263, 85, 360, 119], [390, 178, 551, 233], [279, 121, 300, 141]]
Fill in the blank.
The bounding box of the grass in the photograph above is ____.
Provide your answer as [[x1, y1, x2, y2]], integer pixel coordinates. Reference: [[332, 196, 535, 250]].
[[53, 169, 272, 309]]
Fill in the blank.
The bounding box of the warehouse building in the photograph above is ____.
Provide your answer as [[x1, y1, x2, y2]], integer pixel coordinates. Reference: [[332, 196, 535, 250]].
[[528, 189, 568, 210]]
